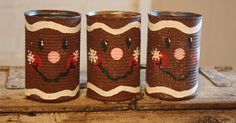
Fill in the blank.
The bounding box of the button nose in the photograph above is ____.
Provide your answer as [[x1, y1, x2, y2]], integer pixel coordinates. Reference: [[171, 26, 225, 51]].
[[174, 48, 185, 60], [48, 51, 60, 63], [111, 48, 123, 60]]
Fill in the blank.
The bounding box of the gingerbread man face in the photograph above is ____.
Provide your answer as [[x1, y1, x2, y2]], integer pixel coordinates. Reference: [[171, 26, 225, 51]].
[[87, 37, 140, 82], [24, 10, 81, 102], [149, 30, 199, 81], [26, 37, 79, 83], [86, 11, 141, 101], [146, 11, 202, 100]]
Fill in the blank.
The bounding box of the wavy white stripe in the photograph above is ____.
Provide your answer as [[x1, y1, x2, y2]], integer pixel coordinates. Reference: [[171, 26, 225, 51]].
[[149, 20, 202, 34], [87, 21, 140, 35], [87, 82, 140, 97], [146, 82, 198, 98], [25, 84, 80, 100], [25, 20, 80, 33]]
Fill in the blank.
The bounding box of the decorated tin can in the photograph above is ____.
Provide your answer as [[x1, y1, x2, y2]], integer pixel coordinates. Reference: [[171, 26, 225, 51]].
[[25, 10, 81, 102], [86, 11, 141, 101], [146, 11, 202, 100]]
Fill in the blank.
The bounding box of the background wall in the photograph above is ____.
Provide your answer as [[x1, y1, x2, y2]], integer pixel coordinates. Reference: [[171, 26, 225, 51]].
[[0, 0, 235, 70]]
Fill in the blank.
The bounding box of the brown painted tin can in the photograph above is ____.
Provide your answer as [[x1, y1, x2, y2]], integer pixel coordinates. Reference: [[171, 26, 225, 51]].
[[25, 10, 81, 102], [86, 11, 141, 101], [146, 11, 202, 100]]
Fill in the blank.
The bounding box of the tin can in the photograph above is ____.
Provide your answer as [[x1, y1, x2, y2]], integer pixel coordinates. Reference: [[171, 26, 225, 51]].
[[25, 10, 81, 102], [146, 11, 202, 100], [87, 11, 141, 101]]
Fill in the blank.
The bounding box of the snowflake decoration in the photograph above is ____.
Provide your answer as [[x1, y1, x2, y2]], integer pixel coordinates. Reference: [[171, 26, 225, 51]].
[[133, 47, 140, 62], [151, 48, 162, 61], [73, 50, 79, 61], [88, 48, 98, 63], [27, 50, 35, 64]]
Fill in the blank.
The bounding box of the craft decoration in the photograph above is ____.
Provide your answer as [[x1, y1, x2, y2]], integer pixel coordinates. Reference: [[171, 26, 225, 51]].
[[87, 11, 141, 101], [25, 10, 81, 102], [146, 11, 202, 100]]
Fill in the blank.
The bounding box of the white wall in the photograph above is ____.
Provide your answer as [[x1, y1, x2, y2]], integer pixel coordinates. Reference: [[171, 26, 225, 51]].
[[152, 0, 236, 68], [0, 0, 235, 70]]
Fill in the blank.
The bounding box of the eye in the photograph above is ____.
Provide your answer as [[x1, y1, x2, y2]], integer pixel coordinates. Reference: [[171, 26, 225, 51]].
[[62, 38, 68, 49], [126, 37, 132, 48], [38, 39, 44, 50], [188, 37, 193, 48], [165, 37, 171, 48], [100, 40, 108, 53]]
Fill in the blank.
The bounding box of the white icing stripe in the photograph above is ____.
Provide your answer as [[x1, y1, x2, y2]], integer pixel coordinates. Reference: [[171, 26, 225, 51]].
[[25, 20, 80, 33], [87, 21, 140, 35], [149, 20, 202, 34], [25, 84, 80, 100], [87, 82, 140, 97], [145, 82, 198, 98]]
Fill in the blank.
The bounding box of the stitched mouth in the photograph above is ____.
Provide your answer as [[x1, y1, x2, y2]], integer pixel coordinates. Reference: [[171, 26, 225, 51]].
[[97, 61, 136, 82], [155, 62, 197, 81], [32, 62, 75, 83], [160, 67, 196, 81]]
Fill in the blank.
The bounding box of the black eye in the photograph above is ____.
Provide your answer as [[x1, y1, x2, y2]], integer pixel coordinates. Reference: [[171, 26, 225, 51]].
[[126, 37, 132, 48], [165, 37, 171, 48], [188, 37, 193, 48], [62, 38, 68, 49], [38, 39, 44, 50], [100, 40, 108, 53]]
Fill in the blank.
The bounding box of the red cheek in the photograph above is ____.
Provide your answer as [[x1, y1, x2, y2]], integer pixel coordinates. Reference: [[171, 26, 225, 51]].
[[28, 54, 43, 71], [66, 55, 78, 68], [152, 51, 168, 68], [161, 52, 168, 68], [33, 55, 43, 68]]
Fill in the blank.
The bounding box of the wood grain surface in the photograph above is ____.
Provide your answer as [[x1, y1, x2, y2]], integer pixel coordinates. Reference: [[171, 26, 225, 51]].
[[0, 67, 236, 113], [0, 110, 236, 123], [0, 66, 236, 123]]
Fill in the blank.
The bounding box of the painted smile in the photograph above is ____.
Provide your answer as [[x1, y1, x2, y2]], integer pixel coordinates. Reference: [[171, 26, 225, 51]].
[[97, 60, 136, 82], [157, 64, 196, 81], [151, 48, 197, 81], [27, 50, 79, 83], [88, 47, 140, 82], [32, 62, 75, 83]]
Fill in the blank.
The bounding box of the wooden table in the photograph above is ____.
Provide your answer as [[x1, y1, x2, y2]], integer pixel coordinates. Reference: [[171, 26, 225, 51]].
[[0, 66, 236, 123]]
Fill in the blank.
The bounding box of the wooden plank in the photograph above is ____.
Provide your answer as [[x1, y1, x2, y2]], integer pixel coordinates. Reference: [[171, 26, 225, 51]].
[[0, 89, 132, 113], [200, 67, 236, 87], [0, 67, 132, 113], [6, 66, 25, 89], [0, 66, 236, 113], [137, 75, 236, 110], [0, 66, 9, 86], [0, 110, 236, 123]]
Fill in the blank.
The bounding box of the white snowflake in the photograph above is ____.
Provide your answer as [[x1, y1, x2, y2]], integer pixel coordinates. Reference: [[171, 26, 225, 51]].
[[133, 47, 140, 62], [151, 48, 162, 61], [27, 50, 35, 64], [88, 48, 98, 63], [73, 50, 79, 61]]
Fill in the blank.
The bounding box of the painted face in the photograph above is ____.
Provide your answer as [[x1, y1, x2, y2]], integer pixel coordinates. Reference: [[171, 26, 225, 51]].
[[149, 19, 202, 80], [150, 36, 198, 81], [146, 16, 202, 99], [24, 10, 81, 102], [25, 20, 80, 83], [86, 16, 141, 100], [87, 22, 140, 82]]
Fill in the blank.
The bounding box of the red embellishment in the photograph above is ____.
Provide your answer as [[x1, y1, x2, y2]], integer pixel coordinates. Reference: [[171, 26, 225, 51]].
[[66, 55, 78, 69], [152, 51, 168, 68]]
